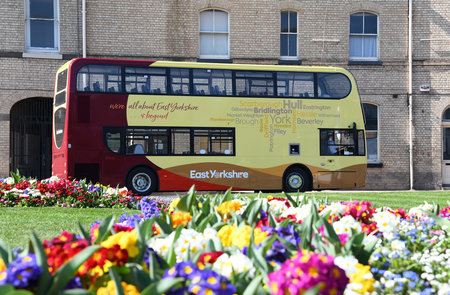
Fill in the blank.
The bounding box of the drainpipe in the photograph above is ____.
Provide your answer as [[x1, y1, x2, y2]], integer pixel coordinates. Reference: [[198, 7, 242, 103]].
[[82, 0, 86, 58], [408, 0, 413, 190]]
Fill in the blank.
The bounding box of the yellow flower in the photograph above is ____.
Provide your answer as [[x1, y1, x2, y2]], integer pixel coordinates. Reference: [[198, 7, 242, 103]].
[[97, 280, 140, 295], [217, 225, 234, 247], [101, 229, 139, 258], [217, 225, 268, 249], [348, 263, 375, 294], [216, 200, 242, 218], [171, 211, 192, 228], [169, 198, 180, 213]]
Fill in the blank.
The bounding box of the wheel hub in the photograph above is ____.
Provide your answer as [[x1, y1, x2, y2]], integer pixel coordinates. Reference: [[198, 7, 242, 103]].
[[289, 174, 303, 189], [133, 173, 151, 192]]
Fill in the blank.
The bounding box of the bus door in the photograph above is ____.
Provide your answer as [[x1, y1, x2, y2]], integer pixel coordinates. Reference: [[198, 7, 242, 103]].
[[316, 128, 362, 189]]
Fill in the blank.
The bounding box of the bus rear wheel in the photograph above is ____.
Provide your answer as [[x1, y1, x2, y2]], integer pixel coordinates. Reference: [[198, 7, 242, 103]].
[[126, 167, 157, 196], [283, 168, 310, 192]]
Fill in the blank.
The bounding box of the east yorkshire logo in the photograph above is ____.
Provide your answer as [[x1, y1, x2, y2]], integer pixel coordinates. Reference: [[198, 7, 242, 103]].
[[190, 170, 249, 179]]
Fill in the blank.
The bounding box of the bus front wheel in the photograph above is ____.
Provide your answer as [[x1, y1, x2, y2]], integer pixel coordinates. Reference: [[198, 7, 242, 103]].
[[283, 168, 310, 192], [126, 167, 157, 196]]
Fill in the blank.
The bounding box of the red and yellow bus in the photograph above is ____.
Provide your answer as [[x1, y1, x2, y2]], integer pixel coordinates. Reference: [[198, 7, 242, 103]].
[[52, 58, 366, 195]]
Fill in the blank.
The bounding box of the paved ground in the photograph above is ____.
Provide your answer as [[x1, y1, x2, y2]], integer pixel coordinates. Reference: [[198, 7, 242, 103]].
[[148, 190, 256, 203]]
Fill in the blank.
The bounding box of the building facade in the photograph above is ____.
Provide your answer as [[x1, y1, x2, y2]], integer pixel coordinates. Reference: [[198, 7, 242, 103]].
[[0, 0, 449, 190]]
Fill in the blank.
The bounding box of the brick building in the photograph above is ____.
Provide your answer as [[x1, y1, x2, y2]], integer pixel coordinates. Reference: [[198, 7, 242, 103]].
[[0, 0, 449, 190]]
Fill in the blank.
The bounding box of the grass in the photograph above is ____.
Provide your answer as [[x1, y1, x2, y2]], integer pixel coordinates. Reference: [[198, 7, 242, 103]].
[[0, 207, 139, 249], [1, 190, 449, 249]]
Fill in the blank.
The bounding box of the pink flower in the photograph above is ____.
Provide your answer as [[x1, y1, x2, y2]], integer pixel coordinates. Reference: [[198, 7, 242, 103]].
[[268, 250, 348, 295]]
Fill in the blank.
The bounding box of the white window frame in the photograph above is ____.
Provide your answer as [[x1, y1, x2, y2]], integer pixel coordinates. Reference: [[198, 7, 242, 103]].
[[24, 0, 60, 56], [363, 102, 379, 163], [199, 9, 229, 59], [280, 10, 298, 60], [349, 12, 378, 61]]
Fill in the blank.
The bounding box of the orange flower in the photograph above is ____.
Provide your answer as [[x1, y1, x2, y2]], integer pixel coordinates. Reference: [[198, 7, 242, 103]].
[[216, 200, 242, 218], [171, 211, 192, 228]]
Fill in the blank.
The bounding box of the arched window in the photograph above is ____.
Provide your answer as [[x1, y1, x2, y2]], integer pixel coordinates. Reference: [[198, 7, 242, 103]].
[[443, 108, 450, 122], [349, 12, 378, 60], [363, 103, 379, 162], [280, 11, 298, 59], [199, 9, 229, 59]]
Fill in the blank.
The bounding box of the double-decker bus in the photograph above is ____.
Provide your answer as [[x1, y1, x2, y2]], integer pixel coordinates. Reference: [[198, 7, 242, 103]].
[[52, 58, 366, 195]]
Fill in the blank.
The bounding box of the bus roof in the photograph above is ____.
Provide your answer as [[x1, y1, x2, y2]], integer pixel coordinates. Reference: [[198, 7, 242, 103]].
[[65, 58, 349, 75]]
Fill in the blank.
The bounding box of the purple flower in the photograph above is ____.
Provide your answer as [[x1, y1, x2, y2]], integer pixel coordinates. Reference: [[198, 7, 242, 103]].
[[119, 213, 142, 227], [188, 269, 236, 295], [163, 261, 199, 280], [0, 254, 42, 288], [140, 197, 160, 219], [143, 247, 163, 269]]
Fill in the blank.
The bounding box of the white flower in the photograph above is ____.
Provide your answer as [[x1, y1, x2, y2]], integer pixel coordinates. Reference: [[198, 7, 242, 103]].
[[372, 210, 399, 240], [280, 204, 312, 222], [333, 215, 361, 235], [408, 202, 434, 217], [173, 229, 208, 261], [385, 280, 395, 288], [391, 240, 406, 251], [4, 177, 15, 185], [148, 236, 173, 257], [203, 227, 218, 240], [334, 255, 358, 275], [320, 202, 346, 217], [267, 200, 288, 216], [212, 252, 255, 279]]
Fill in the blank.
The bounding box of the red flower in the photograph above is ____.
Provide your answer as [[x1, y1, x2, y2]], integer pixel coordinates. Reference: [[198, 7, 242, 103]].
[[198, 251, 224, 265]]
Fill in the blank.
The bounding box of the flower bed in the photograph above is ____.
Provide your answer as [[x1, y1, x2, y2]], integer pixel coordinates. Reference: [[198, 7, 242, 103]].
[[0, 173, 146, 209], [1, 178, 450, 294]]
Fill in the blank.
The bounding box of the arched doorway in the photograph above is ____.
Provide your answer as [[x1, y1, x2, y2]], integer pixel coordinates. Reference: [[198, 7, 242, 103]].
[[10, 97, 53, 179]]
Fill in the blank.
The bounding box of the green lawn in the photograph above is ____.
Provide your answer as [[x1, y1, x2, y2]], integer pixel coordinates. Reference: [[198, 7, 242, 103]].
[[0, 207, 140, 249], [1, 190, 449, 249]]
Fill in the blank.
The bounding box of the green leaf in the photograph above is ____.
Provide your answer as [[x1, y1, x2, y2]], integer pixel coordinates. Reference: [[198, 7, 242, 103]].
[[268, 212, 277, 228], [246, 231, 269, 274], [135, 219, 155, 262], [304, 284, 321, 295], [358, 236, 379, 265], [147, 253, 159, 282], [206, 239, 216, 252], [153, 218, 173, 235], [300, 212, 314, 250], [123, 263, 155, 287], [94, 215, 115, 244], [141, 278, 185, 295], [48, 245, 101, 295], [30, 232, 52, 295], [109, 266, 125, 295], [60, 289, 93, 295], [0, 239, 12, 265], [283, 192, 299, 207], [196, 214, 213, 232], [242, 274, 264, 295], [176, 185, 197, 212], [212, 222, 227, 231], [319, 217, 341, 254], [77, 221, 91, 245], [165, 226, 183, 267], [0, 285, 14, 294]]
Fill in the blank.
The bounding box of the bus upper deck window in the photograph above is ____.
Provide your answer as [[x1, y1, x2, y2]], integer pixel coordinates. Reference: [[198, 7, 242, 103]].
[[317, 73, 351, 99], [77, 65, 122, 93]]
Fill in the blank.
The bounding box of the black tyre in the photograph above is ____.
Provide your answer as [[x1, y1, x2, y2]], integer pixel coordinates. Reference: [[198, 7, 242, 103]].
[[283, 168, 310, 192], [126, 167, 158, 196]]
